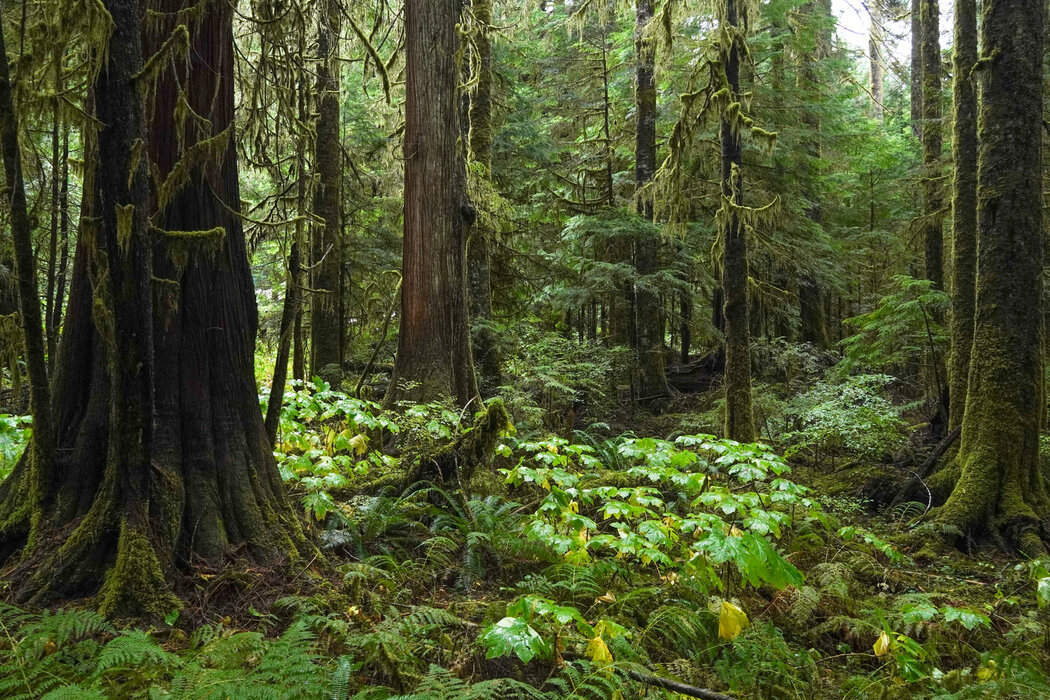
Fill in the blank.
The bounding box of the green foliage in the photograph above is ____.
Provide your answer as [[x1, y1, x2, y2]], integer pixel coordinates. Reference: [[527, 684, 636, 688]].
[[782, 374, 911, 465], [840, 275, 950, 371], [0, 413, 30, 480]]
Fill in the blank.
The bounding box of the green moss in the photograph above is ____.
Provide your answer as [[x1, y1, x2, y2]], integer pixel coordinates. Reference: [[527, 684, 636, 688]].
[[409, 399, 511, 484], [97, 518, 179, 619]]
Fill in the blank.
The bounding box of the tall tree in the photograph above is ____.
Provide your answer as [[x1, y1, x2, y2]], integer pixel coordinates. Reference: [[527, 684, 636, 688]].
[[634, 0, 669, 399], [909, 0, 922, 138], [385, 0, 479, 408], [310, 0, 344, 382], [947, 0, 976, 432], [0, 3, 56, 541], [467, 0, 502, 396], [721, 0, 754, 442], [918, 0, 942, 291], [0, 0, 308, 614], [868, 0, 883, 120], [937, 0, 1048, 554]]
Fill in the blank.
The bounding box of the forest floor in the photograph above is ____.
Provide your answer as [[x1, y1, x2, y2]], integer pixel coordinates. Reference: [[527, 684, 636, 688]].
[[0, 376, 1049, 699]]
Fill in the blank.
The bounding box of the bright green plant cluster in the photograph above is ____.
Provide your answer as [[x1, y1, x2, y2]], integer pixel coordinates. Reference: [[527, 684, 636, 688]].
[[0, 413, 30, 480], [781, 374, 911, 466], [502, 434, 810, 592]]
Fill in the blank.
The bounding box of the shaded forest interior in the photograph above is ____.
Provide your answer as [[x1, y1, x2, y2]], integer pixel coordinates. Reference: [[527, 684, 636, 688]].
[[0, 0, 1048, 698]]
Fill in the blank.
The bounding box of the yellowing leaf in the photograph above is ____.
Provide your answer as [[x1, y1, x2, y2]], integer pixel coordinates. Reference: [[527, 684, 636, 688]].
[[718, 601, 749, 641], [873, 630, 891, 657], [595, 591, 617, 604], [348, 433, 369, 455], [586, 634, 613, 664], [730, 525, 744, 538], [977, 660, 998, 681]]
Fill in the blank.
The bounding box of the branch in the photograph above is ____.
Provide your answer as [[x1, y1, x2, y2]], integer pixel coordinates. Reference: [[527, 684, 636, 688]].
[[626, 667, 737, 700]]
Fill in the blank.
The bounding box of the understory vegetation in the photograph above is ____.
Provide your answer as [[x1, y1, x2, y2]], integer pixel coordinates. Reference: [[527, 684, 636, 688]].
[[2, 340, 1050, 698]]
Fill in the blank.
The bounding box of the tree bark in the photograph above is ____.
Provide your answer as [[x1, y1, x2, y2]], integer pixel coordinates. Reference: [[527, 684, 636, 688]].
[[265, 241, 301, 447], [0, 0, 308, 615], [466, 0, 502, 396], [0, 6, 56, 543], [869, 0, 883, 120], [721, 0, 754, 442], [919, 0, 942, 292], [909, 0, 922, 139], [938, 0, 1048, 555], [385, 0, 479, 408], [310, 0, 343, 384], [947, 0, 977, 432], [634, 0, 669, 400]]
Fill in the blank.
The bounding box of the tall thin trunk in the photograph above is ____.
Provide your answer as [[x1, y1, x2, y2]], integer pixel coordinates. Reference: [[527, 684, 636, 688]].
[[869, 0, 883, 119], [634, 0, 668, 399], [721, 0, 754, 442], [798, 0, 832, 350], [938, 0, 1048, 555], [45, 62, 61, 373], [466, 0, 502, 396], [309, 0, 343, 383], [265, 241, 300, 446], [910, 0, 922, 138], [948, 0, 977, 432], [385, 0, 479, 408], [0, 10, 55, 526], [52, 129, 70, 353], [919, 0, 942, 291]]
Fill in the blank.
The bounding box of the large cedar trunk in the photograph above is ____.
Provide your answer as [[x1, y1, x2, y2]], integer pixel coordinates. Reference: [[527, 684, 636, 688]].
[[0, 0, 307, 615], [720, 0, 754, 443], [937, 0, 1049, 554], [385, 0, 479, 408]]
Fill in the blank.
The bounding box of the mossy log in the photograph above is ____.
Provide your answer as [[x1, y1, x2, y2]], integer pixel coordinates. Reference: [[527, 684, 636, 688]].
[[407, 399, 511, 485]]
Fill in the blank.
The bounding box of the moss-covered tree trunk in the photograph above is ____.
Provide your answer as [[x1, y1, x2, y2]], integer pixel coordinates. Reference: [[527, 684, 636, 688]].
[[909, 0, 922, 139], [721, 0, 754, 443], [0, 0, 308, 615], [919, 0, 942, 292], [797, 0, 832, 351], [466, 0, 502, 397], [634, 0, 669, 400], [0, 5, 56, 544], [947, 0, 977, 432], [310, 0, 343, 384], [385, 0, 479, 408], [937, 0, 1049, 555]]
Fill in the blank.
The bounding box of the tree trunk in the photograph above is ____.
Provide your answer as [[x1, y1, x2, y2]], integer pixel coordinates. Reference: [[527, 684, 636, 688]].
[[310, 0, 343, 385], [0, 5, 56, 545], [634, 0, 669, 400], [798, 0, 832, 351], [947, 0, 977, 433], [937, 0, 1048, 555], [869, 0, 883, 120], [720, 0, 754, 442], [0, 0, 308, 615], [467, 0, 502, 397], [385, 0, 479, 408], [919, 0, 942, 291], [909, 0, 922, 139], [45, 62, 62, 374], [265, 241, 301, 447]]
